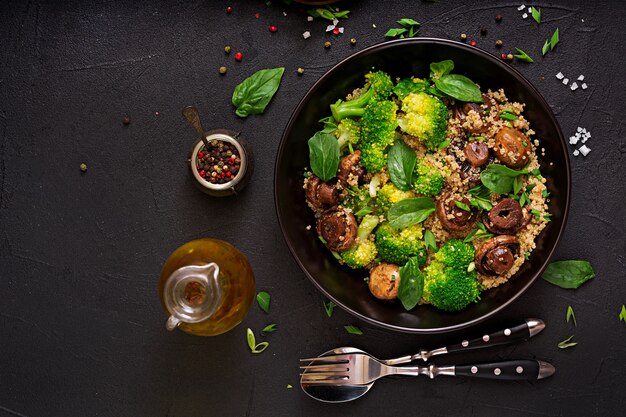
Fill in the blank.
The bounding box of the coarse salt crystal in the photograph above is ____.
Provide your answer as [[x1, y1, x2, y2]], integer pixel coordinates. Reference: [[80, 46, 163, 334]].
[[581, 137, 588, 143], [302, 31, 311, 39], [522, 13, 528, 19], [283, 12, 287, 17], [582, 128, 587, 133], [528, 7, 532, 13], [372, 24, 377, 28], [570, 82, 578, 91], [573, 149, 580, 156], [332, 19, 339, 25], [577, 75, 585, 81], [569, 136, 579, 145], [518, 5, 526, 11], [326, 25, 335, 32], [307, 16, 313, 22], [562, 78, 569, 85], [577, 127, 583, 132], [338, 27, 344, 34], [582, 83, 588, 89], [579, 145, 591, 156], [556, 72, 564, 80]]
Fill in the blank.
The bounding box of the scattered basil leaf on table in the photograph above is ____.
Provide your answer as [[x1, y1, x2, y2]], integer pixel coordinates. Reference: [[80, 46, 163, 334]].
[[388, 197, 435, 229], [388, 140, 417, 191], [558, 335, 577, 349], [232, 67, 284, 118], [435, 74, 482, 102], [256, 291, 271, 313], [619, 305, 626, 322], [323, 300, 336, 318], [542, 260, 595, 289], [344, 325, 363, 335], [429, 60, 454, 79], [513, 48, 534, 63], [424, 229, 437, 252], [531, 7, 541, 24], [566, 306, 577, 326], [398, 257, 425, 310], [308, 131, 340, 181], [262, 323, 278, 333], [480, 164, 526, 194]]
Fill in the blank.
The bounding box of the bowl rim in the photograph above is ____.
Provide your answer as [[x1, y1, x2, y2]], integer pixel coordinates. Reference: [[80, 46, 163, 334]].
[[274, 37, 571, 333]]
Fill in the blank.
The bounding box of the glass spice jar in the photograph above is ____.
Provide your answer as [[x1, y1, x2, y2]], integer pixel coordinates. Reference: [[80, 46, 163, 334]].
[[159, 239, 256, 336]]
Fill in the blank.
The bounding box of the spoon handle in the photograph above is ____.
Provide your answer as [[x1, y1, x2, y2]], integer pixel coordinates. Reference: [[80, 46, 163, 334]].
[[389, 318, 544, 364], [394, 359, 555, 381], [182, 106, 205, 138]]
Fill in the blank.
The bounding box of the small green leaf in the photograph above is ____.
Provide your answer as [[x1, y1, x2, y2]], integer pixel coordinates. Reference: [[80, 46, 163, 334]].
[[388, 197, 436, 229], [424, 229, 437, 251], [354, 206, 373, 217], [232, 68, 284, 117], [429, 60, 454, 79], [247, 328, 256, 350], [531, 7, 541, 24], [619, 305, 626, 322], [513, 176, 523, 195], [323, 300, 336, 317], [308, 131, 340, 181], [397, 18, 420, 27], [542, 260, 595, 289], [435, 74, 482, 103], [257, 291, 271, 313], [344, 325, 363, 335], [480, 164, 526, 194], [558, 335, 577, 349], [398, 257, 425, 310], [385, 28, 408, 38], [566, 306, 577, 326], [542, 39, 550, 56], [499, 111, 518, 121], [454, 201, 471, 212], [388, 140, 417, 191], [262, 323, 278, 333], [550, 28, 560, 50], [513, 48, 534, 63]]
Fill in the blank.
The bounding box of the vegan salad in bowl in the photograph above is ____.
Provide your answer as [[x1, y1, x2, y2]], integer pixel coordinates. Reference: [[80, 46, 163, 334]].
[[303, 59, 551, 313]]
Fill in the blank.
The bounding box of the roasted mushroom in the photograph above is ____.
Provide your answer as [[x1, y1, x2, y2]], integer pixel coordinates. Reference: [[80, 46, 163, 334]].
[[436, 192, 478, 233], [463, 141, 490, 167], [305, 175, 339, 211], [316, 208, 358, 252], [337, 150, 364, 187], [475, 235, 520, 275], [368, 263, 400, 300], [482, 198, 530, 235], [493, 127, 532, 169]]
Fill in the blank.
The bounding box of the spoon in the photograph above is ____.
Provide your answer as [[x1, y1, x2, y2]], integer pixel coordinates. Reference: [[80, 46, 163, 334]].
[[182, 106, 211, 150]]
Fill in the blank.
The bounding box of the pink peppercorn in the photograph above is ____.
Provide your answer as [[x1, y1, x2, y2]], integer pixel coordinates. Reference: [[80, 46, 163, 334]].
[[235, 52, 243, 61]]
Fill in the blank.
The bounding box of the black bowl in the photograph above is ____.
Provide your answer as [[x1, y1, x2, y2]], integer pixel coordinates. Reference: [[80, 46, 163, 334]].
[[274, 38, 570, 333]]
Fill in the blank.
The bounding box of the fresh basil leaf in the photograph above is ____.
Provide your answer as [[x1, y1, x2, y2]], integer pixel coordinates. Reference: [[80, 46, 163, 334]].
[[232, 68, 284, 117], [542, 260, 595, 289], [388, 140, 417, 191], [388, 197, 435, 229], [385, 28, 407, 38], [429, 60, 454, 79], [566, 306, 576, 326], [323, 300, 336, 317], [308, 131, 340, 181], [394, 78, 428, 100], [558, 335, 577, 349], [480, 164, 526, 194], [424, 229, 437, 251], [397, 18, 420, 27], [262, 323, 278, 333], [257, 291, 271, 313], [344, 325, 363, 335], [398, 257, 425, 310], [435, 74, 482, 102]]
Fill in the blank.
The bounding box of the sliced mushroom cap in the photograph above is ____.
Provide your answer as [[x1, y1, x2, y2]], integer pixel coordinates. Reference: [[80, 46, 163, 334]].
[[337, 150, 363, 187], [368, 263, 400, 300], [316, 209, 358, 252], [305, 175, 339, 211], [494, 127, 532, 169], [436, 193, 477, 233], [483, 198, 529, 235], [475, 235, 520, 276], [463, 141, 490, 167]]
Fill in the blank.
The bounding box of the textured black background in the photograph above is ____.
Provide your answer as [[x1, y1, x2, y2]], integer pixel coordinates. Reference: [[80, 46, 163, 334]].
[[1, 1, 625, 416]]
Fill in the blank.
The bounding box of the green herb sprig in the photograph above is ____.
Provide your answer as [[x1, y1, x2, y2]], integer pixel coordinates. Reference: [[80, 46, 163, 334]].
[[257, 291, 271, 313], [262, 323, 278, 333], [566, 305, 577, 326], [323, 300, 336, 317], [558, 335, 577, 349], [307, 6, 350, 21], [542, 28, 560, 56], [344, 324, 363, 335], [464, 222, 494, 243], [232, 68, 284, 117], [385, 18, 421, 39]]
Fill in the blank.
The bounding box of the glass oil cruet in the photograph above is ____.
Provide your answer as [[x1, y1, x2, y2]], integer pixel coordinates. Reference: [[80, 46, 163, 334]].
[[159, 239, 255, 336]]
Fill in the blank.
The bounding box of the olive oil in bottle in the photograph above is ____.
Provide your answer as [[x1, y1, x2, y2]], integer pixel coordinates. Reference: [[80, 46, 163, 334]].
[[159, 239, 255, 336]]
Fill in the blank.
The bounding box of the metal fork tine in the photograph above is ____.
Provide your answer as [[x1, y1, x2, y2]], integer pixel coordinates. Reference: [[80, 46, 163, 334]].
[[299, 365, 349, 372], [299, 354, 350, 362], [299, 373, 350, 380]]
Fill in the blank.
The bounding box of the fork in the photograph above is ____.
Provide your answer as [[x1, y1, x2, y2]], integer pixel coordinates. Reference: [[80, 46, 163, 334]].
[[300, 352, 555, 384]]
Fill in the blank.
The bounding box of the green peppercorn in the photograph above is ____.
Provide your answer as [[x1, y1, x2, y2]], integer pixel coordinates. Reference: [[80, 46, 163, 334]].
[[219, 66, 227, 74], [350, 38, 357, 45], [460, 33, 467, 41], [297, 67, 305, 75], [324, 41, 331, 49], [80, 163, 88, 172], [495, 39, 503, 48], [224, 45, 231, 54]]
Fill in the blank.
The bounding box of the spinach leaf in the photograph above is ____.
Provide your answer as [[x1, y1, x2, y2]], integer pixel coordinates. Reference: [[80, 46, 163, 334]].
[[256, 291, 270, 313], [480, 164, 526, 194], [429, 60, 454, 79], [393, 78, 428, 100], [387, 140, 416, 191], [468, 184, 493, 210], [232, 68, 284, 117], [424, 229, 437, 251], [388, 197, 435, 229], [308, 131, 340, 181], [398, 257, 425, 310], [542, 260, 595, 289], [435, 74, 482, 102]]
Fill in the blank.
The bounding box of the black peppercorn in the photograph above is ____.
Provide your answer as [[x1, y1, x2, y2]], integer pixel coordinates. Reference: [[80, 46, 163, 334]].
[[495, 15, 503, 22], [480, 27, 487, 36]]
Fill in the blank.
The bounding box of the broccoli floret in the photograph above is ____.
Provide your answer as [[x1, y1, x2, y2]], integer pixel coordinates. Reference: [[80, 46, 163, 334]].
[[342, 214, 380, 269], [413, 159, 444, 197], [393, 78, 429, 100], [360, 100, 398, 172], [397, 92, 449, 151], [342, 185, 372, 217], [335, 118, 361, 152], [331, 71, 394, 121], [422, 240, 481, 311], [377, 183, 415, 213], [375, 222, 426, 266]]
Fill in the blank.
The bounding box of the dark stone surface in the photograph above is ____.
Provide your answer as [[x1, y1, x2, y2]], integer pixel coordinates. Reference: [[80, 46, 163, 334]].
[[0, 1, 624, 416]]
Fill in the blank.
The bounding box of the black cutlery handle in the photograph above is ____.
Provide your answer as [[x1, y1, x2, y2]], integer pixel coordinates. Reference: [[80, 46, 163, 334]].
[[445, 319, 544, 355], [455, 360, 554, 380]]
